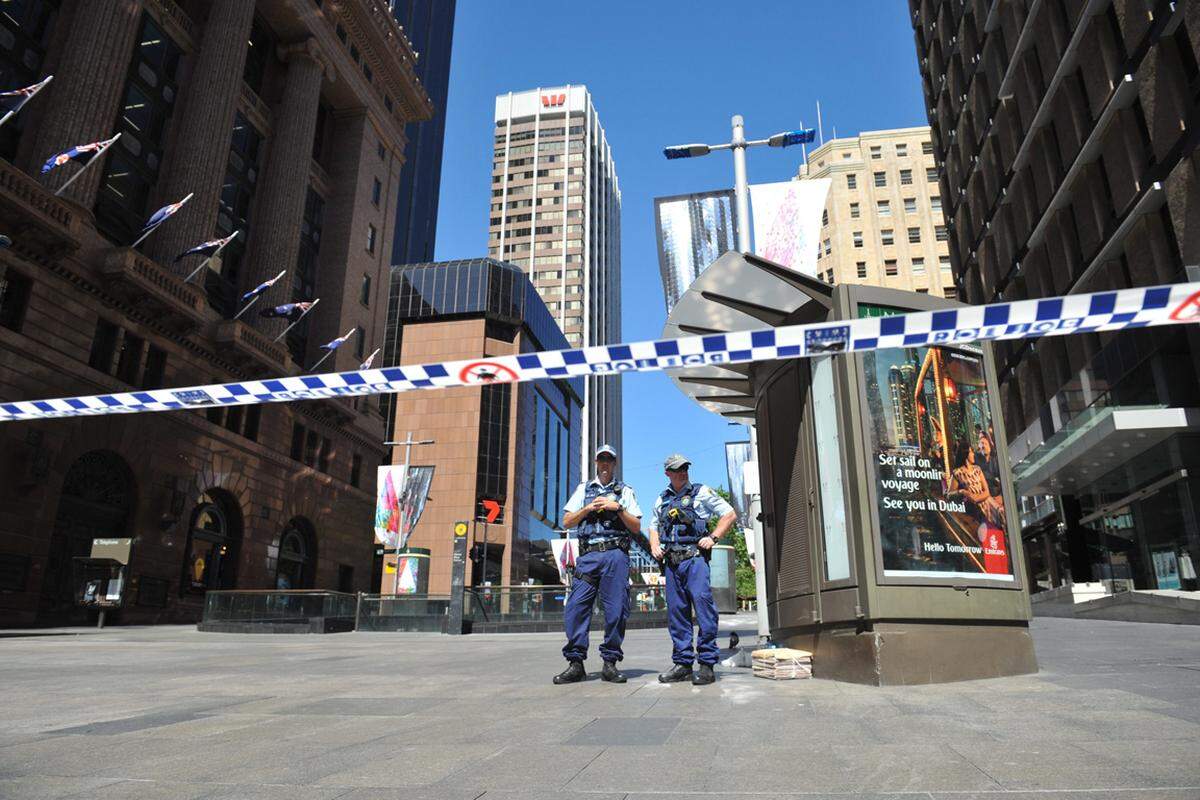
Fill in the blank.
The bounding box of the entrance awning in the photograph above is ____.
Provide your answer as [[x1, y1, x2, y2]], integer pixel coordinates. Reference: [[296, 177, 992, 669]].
[[662, 251, 832, 419], [1012, 406, 1200, 495]]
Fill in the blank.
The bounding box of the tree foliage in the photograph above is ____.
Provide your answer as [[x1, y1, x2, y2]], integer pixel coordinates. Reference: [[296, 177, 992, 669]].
[[710, 487, 758, 599]]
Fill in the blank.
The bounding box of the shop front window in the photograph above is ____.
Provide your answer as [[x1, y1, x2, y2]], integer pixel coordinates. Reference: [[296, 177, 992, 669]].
[[184, 494, 239, 593], [276, 520, 314, 590]]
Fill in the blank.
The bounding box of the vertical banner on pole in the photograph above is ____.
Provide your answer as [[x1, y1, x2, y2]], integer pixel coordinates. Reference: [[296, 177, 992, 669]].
[[748, 179, 831, 277]]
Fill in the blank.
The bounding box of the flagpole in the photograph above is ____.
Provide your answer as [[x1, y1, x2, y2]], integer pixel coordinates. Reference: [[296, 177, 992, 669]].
[[360, 348, 380, 370], [131, 191, 193, 248], [231, 294, 261, 320], [816, 101, 824, 145], [308, 350, 335, 373], [183, 230, 239, 284], [54, 132, 119, 197], [0, 75, 51, 129], [271, 297, 319, 341]]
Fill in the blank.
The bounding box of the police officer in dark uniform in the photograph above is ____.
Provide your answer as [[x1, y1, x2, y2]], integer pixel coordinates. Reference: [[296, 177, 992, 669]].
[[650, 454, 737, 686], [553, 444, 643, 685]]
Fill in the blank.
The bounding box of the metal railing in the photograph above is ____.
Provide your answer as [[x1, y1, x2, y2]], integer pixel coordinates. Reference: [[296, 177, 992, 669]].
[[202, 590, 357, 625], [464, 584, 668, 622]]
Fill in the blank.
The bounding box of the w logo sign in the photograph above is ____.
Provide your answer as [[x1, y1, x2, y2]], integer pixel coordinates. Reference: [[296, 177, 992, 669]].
[[541, 93, 566, 108], [1170, 291, 1200, 322]]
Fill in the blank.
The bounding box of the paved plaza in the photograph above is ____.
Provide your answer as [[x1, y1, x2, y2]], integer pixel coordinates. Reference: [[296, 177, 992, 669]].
[[1, 616, 1198, 799]]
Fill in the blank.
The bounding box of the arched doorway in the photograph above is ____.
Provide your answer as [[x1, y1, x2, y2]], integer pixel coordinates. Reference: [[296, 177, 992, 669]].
[[276, 518, 316, 590], [41, 450, 135, 623], [182, 490, 242, 594]]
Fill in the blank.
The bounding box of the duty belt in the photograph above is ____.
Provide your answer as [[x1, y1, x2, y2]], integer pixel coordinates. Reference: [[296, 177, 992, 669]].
[[580, 539, 629, 555], [663, 545, 701, 566]]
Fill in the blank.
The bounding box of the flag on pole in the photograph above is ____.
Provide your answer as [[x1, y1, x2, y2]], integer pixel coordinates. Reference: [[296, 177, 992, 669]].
[[241, 270, 287, 302], [173, 232, 238, 263], [259, 301, 314, 321], [141, 195, 190, 236], [40, 135, 117, 174], [321, 328, 355, 351], [1, 76, 52, 115], [359, 348, 381, 370]]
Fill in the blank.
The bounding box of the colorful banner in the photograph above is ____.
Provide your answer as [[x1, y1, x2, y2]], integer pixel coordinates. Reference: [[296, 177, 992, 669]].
[[1, 282, 1198, 423], [654, 189, 737, 313], [749, 178, 832, 276], [374, 465, 435, 549]]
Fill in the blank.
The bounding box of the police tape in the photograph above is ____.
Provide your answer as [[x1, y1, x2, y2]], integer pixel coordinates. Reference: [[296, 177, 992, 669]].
[[3, 281, 1199, 424]]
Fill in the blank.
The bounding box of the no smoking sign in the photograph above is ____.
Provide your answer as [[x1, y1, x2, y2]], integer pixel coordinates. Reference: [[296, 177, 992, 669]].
[[459, 361, 518, 385]]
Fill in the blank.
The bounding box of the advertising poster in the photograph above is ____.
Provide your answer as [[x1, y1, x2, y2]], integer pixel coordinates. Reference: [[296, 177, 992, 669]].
[[749, 178, 831, 277], [396, 555, 420, 594], [375, 465, 435, 549], [860, 320, 1013, 581]]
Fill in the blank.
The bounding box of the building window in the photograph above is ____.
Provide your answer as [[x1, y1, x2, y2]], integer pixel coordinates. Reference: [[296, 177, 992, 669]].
[[360, 274, 371, 306], [0, 270, 32, 333], [290, 188, 324, 364], [212, 112, 262, 303], [935, 225, 948, 242], [0, 0, 56, 161], [351, 453, 363, 488], [908, 227, 921, 244], [242, 16, 274, 97], [476, 384, 511, 508], [943, 287, 958, 299], [903, 197, 917, 214], [885, 259, 898, 276], [88, 319, 121, 374], [881, 229, 894, 246], [940, 255, 952, 270], [869, 145, 882, 159], [842, 151, 851, 159], [922, 141, 934, 155], [931, 196, 942, 212], [142, 345, 166, 389], [371, 177, 381, 206], [366, 223, 377, 254], [846, 174, 857, 189], [873, 171, 886, 187], [823, 239, 831, 256], [94, 13, 183, 243], [927, 167, 938, 182], [912, 257, 926, 274], [853, 231, 863, 248], [856, 262, 867, 279], [849, 202, 860, 218], [899, 169, 912, 185], [184, 495, 240, 593], [821, 209, 828, 226], [276, 521, 314, 590], [877, 200, 890, 217], [354, 326, 365, 359], [895, 143, 908, 157], [115, 332, 144, 385]]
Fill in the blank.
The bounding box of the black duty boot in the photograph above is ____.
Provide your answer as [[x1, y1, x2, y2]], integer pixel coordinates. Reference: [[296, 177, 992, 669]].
[[553, 660, 585, 684], [692, 663, 715, 685], [601, 661, 627, 683], [658, 663, 693, 683]]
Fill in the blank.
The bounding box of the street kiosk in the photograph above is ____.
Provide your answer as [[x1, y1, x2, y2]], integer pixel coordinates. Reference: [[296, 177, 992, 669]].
[[72, 537, 132, 628], [666, 252, 1036, 684]]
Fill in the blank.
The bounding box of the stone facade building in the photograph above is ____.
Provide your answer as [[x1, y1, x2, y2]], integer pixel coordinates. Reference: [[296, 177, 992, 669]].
[[802, 127, 955, 297], [910, 1, 1200, 592], [0, 0, 432, 626]]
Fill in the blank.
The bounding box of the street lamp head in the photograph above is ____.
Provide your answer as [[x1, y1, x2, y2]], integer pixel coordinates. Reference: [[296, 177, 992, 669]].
[[663, 143, 711, 160], [768, 128, 817, 148]]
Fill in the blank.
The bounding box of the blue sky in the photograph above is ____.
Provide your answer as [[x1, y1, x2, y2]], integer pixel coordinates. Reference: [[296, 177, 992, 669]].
[[433, 1, 929, 498]]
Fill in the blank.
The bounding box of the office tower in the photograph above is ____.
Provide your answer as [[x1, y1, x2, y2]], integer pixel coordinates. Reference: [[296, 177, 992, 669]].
[[910, 1, 1200, 593], [654, 189, 737, 314], [801, 127, 954, 295], [0, 0, 431, 625], [490, 85, 622, 476], [390, 0, 456, 265]]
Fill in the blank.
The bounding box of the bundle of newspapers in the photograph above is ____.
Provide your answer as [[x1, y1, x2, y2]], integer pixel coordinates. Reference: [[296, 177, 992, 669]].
[[752, 647, 812, 680]]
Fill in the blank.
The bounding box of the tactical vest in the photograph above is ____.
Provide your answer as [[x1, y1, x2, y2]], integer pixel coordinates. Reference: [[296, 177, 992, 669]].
[[657, 483, 708, 546], [579, 481, 629, 544]]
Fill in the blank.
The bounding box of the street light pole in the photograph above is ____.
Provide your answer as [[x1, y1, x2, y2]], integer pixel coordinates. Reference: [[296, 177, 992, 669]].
[[663, 116, 814, 645], [383, 432, 434, 595]]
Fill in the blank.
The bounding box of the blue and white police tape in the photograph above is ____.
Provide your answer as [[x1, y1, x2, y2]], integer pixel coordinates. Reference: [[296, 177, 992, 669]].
[[3, 282, 1199, 424]]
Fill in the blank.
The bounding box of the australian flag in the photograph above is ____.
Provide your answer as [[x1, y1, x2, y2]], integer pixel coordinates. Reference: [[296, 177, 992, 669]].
[[1, 76, 51, 115], [242, 270, 287, 302], [141, 195, 190, 235], [173, 232, 237, 263], [321, 329, 355, 351], [40, 135, 115, 174], [259, 301, 314, 321]]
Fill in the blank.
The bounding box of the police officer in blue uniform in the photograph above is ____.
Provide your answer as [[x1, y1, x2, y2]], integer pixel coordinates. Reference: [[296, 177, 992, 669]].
[[553, 444, 643, 685], [650, 454, 737, 685]]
